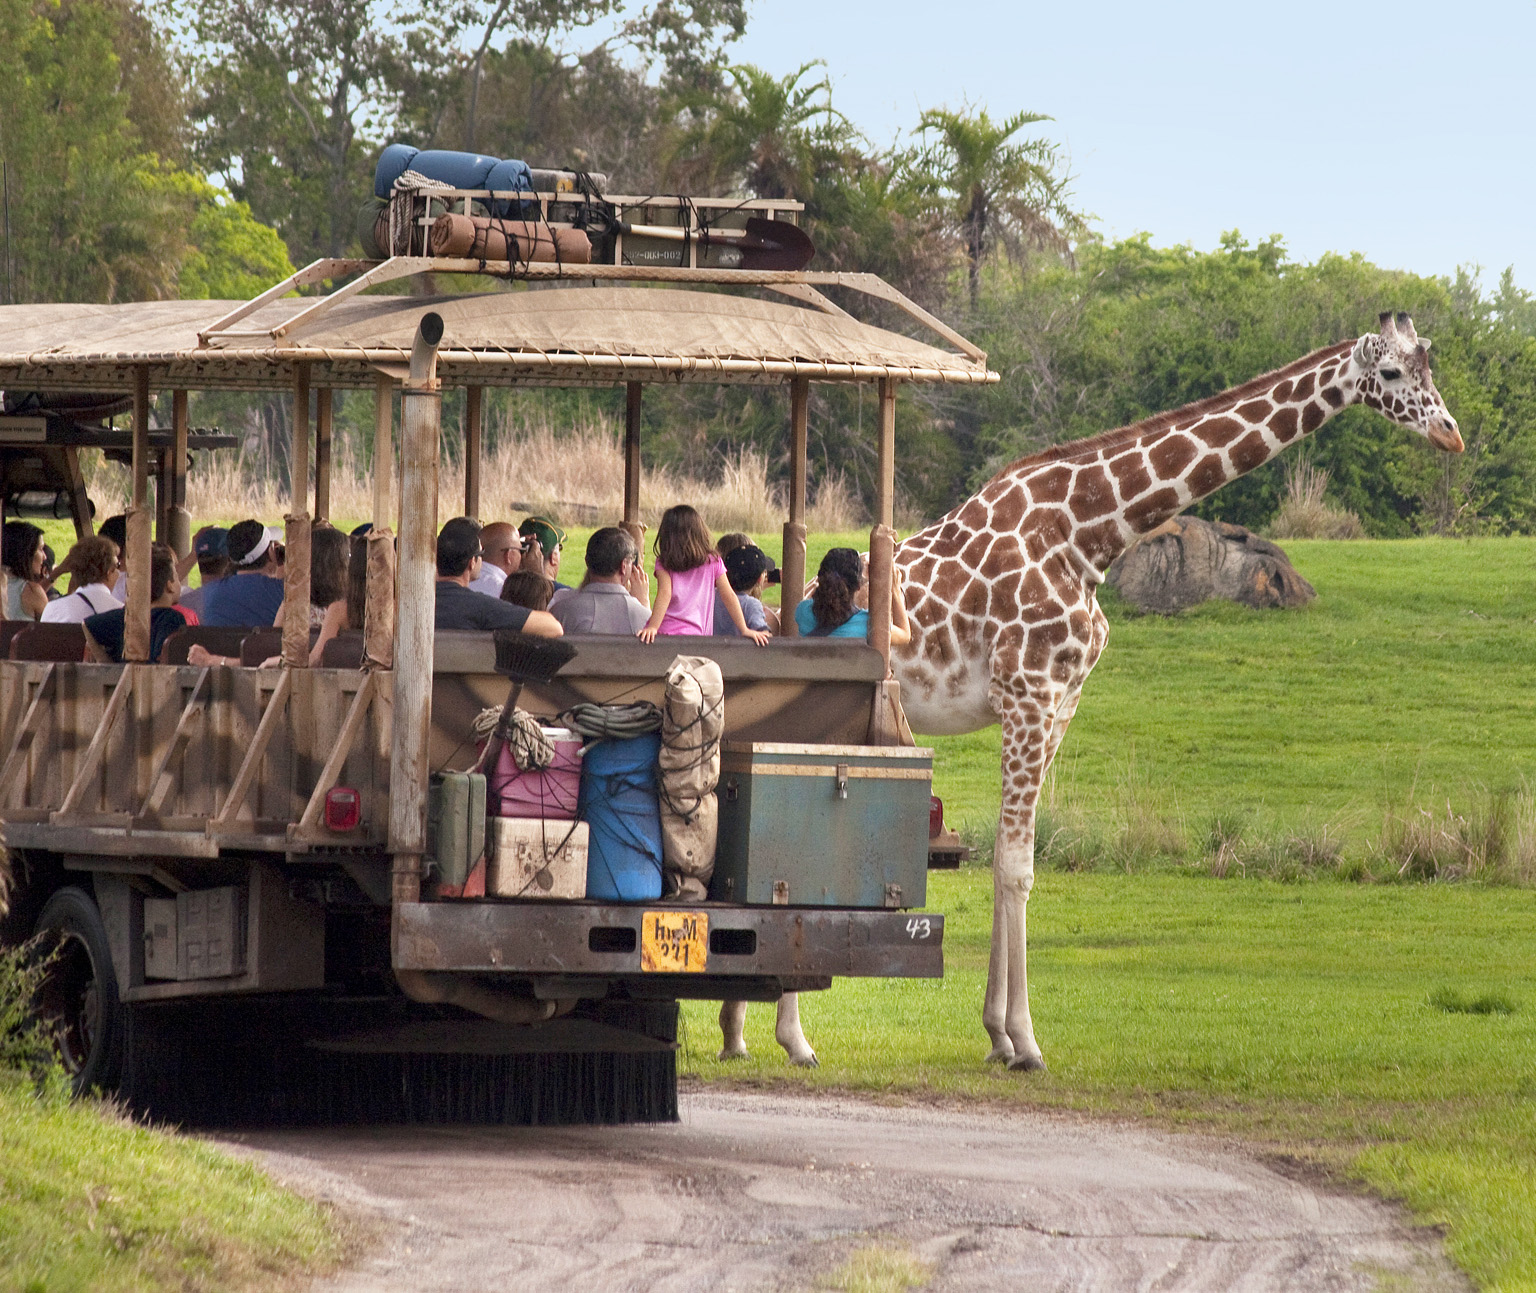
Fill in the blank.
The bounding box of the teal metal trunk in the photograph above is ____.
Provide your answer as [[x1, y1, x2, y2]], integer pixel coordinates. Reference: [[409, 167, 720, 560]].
[[711, 743, 933, 909]]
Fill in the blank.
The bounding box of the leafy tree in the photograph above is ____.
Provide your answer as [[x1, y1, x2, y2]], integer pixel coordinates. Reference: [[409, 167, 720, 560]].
[[911, 106, 1085, 310], [0, 0, 200, 302], [189, 0, 468, 263], [162, 173, 297, 299]]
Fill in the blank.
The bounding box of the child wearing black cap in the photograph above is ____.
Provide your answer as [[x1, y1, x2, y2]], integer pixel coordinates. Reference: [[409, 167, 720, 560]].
[[715, 543, 779, 636]]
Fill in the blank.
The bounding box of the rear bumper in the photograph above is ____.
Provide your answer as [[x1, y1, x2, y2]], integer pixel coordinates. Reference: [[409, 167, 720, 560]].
[[394, 901, 943, 994]]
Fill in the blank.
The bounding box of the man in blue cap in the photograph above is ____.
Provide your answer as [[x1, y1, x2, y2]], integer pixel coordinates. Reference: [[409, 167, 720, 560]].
[[178, 525, 233, 619]]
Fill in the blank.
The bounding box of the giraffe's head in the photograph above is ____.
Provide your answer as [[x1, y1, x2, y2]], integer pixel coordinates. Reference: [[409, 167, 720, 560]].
[[1350, 312, 1462, 453]]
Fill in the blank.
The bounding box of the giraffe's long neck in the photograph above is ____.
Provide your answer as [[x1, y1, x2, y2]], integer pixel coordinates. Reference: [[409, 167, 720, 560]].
[[1052, 340, 1361, 568]]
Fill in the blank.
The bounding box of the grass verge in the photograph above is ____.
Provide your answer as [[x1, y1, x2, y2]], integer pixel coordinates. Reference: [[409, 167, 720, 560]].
[[681, 869, 1536, 1291], [0, 1078, 345, 1292]]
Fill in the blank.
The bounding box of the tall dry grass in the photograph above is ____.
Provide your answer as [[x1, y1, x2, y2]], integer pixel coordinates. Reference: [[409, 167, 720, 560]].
[[1268, 459, 1366, 540], [82, 415, 863, 534]]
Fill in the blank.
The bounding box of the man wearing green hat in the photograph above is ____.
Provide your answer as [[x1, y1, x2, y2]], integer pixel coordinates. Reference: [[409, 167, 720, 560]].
[[518, 516, 571, 593]]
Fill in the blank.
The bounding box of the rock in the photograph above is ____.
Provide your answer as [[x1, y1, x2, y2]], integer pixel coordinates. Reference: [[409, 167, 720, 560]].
[[1107, 516, 1315, 614]]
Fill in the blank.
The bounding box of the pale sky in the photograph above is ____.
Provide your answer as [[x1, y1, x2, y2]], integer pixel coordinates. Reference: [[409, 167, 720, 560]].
[[731, 0, 1534, 288]]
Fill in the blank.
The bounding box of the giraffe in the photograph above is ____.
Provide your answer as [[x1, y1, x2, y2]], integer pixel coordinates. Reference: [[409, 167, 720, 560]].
[[885, 310, 1460, 1070], [718, 312, 1460, 1071]]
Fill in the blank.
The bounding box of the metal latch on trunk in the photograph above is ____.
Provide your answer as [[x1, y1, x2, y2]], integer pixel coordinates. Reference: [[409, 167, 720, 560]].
[[835, 763, 849, 799]]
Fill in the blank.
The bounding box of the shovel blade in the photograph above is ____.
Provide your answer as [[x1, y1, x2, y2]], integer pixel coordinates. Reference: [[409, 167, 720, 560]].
[[733, 218, 816, 272]]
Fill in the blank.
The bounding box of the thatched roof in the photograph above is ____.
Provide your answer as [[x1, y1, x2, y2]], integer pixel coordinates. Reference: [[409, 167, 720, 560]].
[[0, 286, 996, 392]]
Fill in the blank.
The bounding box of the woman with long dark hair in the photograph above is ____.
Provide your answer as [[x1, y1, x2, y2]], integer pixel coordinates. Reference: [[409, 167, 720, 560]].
[[2, 521, 49, 621], [795, 547, 911, 645]]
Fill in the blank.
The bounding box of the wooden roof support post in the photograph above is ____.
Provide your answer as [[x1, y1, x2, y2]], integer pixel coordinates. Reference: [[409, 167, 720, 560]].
[[463, 385, 483, 520], [780, 376, 809, 636], [867, 377, 897, 671], [364, 373, 396, 672], [623, 382, 642, 522], [390, 312, 444, 916], [314, 387, 333, 524], [167, 390, 191, 557], [282, 363, 313, 668], [621, 381, 644, 552], [124, 365, 153, 663]]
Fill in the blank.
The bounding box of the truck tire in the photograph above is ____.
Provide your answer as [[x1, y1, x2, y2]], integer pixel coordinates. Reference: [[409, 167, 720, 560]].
[[33, 887, 124, 1095]]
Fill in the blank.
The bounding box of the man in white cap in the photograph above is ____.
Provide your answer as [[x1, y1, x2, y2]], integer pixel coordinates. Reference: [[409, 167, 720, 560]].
[[202, 519, 286, 626]]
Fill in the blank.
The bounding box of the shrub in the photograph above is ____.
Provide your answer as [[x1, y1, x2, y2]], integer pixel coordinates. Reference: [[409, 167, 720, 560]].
[[1268, 460, 1366, 540]]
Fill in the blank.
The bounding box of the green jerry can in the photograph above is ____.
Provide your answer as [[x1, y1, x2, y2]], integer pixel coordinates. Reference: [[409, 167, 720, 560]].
[[711, 743, 933, 909], [427, 772, 486, 888]]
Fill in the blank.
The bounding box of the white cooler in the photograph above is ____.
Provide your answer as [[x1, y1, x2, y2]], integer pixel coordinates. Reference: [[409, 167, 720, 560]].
[[489, 818, 589, 899]]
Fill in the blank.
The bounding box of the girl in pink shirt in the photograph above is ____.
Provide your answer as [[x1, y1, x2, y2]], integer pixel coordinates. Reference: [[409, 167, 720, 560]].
[[638, 505, 769, 645]]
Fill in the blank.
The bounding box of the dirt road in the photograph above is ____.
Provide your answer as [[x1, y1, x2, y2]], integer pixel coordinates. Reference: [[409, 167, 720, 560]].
[[230, 1088, 1465, 1291]]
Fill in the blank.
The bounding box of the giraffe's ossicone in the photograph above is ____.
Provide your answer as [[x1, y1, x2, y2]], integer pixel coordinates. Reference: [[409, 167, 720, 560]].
[[891, 311, 1460, 1069]]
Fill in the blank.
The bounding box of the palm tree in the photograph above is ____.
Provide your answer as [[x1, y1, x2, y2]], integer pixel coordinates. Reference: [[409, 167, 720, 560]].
[[913, 106, 1085, 309], [680, 61, 849, 200]]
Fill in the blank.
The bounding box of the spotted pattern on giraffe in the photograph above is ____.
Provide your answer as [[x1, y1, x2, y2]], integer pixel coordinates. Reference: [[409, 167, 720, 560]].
[[1271, 407, 1300, 441], [1148, 435, 1199, 478]]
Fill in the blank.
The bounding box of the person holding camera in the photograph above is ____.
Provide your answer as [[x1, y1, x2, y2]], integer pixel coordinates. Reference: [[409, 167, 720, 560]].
[[202, 520, 286, 626]]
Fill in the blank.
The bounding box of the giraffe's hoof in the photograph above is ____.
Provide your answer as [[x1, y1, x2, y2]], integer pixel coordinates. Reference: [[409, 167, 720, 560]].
[[1007, 1052, 1048, 1073], [984, 1043, 1015, 1065], [787, 1051, 819, 1068], [717, 1046, 750, 1062]]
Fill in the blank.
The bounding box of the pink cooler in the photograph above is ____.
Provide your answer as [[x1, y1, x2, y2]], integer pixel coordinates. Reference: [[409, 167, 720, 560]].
[[490, 726, 582, 819]]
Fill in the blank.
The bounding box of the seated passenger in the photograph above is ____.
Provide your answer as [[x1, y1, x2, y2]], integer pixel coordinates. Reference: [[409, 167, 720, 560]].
[[203, 520, 285, 626], [714, 544, 780, 636], [176, 527, 232, 619], [40, 535, 122, 623], [500, 570, 553, 611], [435, 517, 562, 636], [517, 516, 570, 592], [273, 524, 351, 665], [468, 521, 524, 597], [97, 514, 129, 599], [551, 527, 650, 634], [795, 547, 911, 646], [639, 505, 767, 645], [2, 521, 49, 621], [83, 543, 192, 662]]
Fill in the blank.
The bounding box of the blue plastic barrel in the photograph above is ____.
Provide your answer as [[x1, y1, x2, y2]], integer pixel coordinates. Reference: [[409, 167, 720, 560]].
[[373, 144, 419, 198], [579, 734, 663, 901]]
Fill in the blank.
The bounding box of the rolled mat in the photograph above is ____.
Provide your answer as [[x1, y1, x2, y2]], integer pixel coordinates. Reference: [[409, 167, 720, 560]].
[[429, 213, 592, 264]]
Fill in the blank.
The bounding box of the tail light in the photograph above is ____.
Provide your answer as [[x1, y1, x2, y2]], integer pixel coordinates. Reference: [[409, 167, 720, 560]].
[[929, 795, 944, 839], [324, 786, 362, 832]]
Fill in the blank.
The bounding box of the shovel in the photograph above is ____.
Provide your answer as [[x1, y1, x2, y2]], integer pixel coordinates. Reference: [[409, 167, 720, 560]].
[[616, 217, 814, 271]]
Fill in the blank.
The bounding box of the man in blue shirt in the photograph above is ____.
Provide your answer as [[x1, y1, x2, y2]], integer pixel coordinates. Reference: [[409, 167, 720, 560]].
[[203, 520, 286, 626]]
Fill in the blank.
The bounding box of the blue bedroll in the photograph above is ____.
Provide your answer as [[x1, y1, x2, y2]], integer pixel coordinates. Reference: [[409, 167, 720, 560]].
[[484, 158, 535, 216], [579, 734, 664, 901], [404, 149, 499, 192], [373, 144, 419, 198]]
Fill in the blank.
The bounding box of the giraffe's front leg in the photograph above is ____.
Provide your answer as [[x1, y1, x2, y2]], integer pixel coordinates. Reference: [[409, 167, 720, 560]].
[[983, 689, 1052, 1071]]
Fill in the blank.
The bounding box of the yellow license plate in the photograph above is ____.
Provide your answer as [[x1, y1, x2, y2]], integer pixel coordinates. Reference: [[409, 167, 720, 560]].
[[640, 910, 709, 973]]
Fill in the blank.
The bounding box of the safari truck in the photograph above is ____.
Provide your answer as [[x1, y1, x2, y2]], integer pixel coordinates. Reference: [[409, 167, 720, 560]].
[[0, 179, 996, 1124]]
